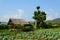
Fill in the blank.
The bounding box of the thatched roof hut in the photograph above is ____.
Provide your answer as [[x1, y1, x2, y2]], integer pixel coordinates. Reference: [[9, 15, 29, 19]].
[[8, 18, 29, 25]]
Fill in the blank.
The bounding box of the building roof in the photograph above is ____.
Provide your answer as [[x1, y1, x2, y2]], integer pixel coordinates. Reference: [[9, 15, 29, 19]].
[[8, 18, 29, 25]]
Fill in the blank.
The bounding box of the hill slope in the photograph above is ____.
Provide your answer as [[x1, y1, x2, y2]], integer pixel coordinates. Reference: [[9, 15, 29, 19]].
[[46, 18, 60, 24]]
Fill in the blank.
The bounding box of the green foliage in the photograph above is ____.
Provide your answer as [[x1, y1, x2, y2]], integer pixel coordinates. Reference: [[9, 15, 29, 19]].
[[33, 6, 46, 21], [0, 24, 23, 29], [14, 24, 24, 29], [0, 24, 9, 29], [8, 24, 13, 29], [46, 23, 60, 28], [0, 28, 60, 40], [47, 23, 53, 28], [36, 6, 40, 10], [33, 6, 46, 28], [39, 22, 48, 28], [22, 26, 33, 32], [0, 24, 33, 32]]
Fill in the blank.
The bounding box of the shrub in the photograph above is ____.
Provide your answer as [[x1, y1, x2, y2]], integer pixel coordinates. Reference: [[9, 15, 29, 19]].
[[46, 23, 53, 28], [0, 24, 9, 29], [22, 26, 33, 32], [14, 24, 24, 29], [7, 25, 14, 29], [37, 22, 48, 29]]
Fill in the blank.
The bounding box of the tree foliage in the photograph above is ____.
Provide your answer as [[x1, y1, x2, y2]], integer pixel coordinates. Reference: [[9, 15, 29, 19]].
[[33, 6, 46, 28]]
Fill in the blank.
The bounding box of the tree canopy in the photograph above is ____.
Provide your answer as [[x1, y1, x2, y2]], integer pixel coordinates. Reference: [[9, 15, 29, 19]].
[[33, 6, 46, 29]]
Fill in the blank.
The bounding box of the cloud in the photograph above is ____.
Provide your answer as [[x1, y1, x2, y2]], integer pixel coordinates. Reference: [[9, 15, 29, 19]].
[[46, 16, 53, 20], [43, 8, 59, 20], [17, 9, 24, 17], [0, 9, 24, 22]]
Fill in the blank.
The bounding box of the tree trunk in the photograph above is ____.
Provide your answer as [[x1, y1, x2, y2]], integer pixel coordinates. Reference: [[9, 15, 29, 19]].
[[34, 20, 37, 29]]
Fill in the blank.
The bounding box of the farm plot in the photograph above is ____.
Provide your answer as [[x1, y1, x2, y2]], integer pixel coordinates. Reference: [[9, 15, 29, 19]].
[[0, 28, 60, 40]]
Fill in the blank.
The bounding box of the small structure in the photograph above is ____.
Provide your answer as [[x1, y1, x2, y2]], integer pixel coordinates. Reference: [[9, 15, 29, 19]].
[[8, 18, 32, 32], [8, 18, 29, 25]]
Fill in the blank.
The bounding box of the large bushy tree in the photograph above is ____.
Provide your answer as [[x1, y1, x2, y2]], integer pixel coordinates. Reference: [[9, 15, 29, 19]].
[[33, 6, 46, 29]]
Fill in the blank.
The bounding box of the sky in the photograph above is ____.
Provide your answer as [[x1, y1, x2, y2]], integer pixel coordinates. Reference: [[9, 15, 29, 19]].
[[0, 0, 60, 22]]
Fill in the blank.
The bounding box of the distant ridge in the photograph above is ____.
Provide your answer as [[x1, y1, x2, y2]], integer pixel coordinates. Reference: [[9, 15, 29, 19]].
[[0, 22, 7, 24], [46, 18, 60, 24]]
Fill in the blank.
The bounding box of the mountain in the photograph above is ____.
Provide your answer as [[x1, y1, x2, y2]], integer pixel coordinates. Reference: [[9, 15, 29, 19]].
[[46, 18, 60, 24]]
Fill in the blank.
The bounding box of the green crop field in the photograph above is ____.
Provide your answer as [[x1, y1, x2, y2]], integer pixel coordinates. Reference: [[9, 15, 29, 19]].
[[0, 28, 60, 40]]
